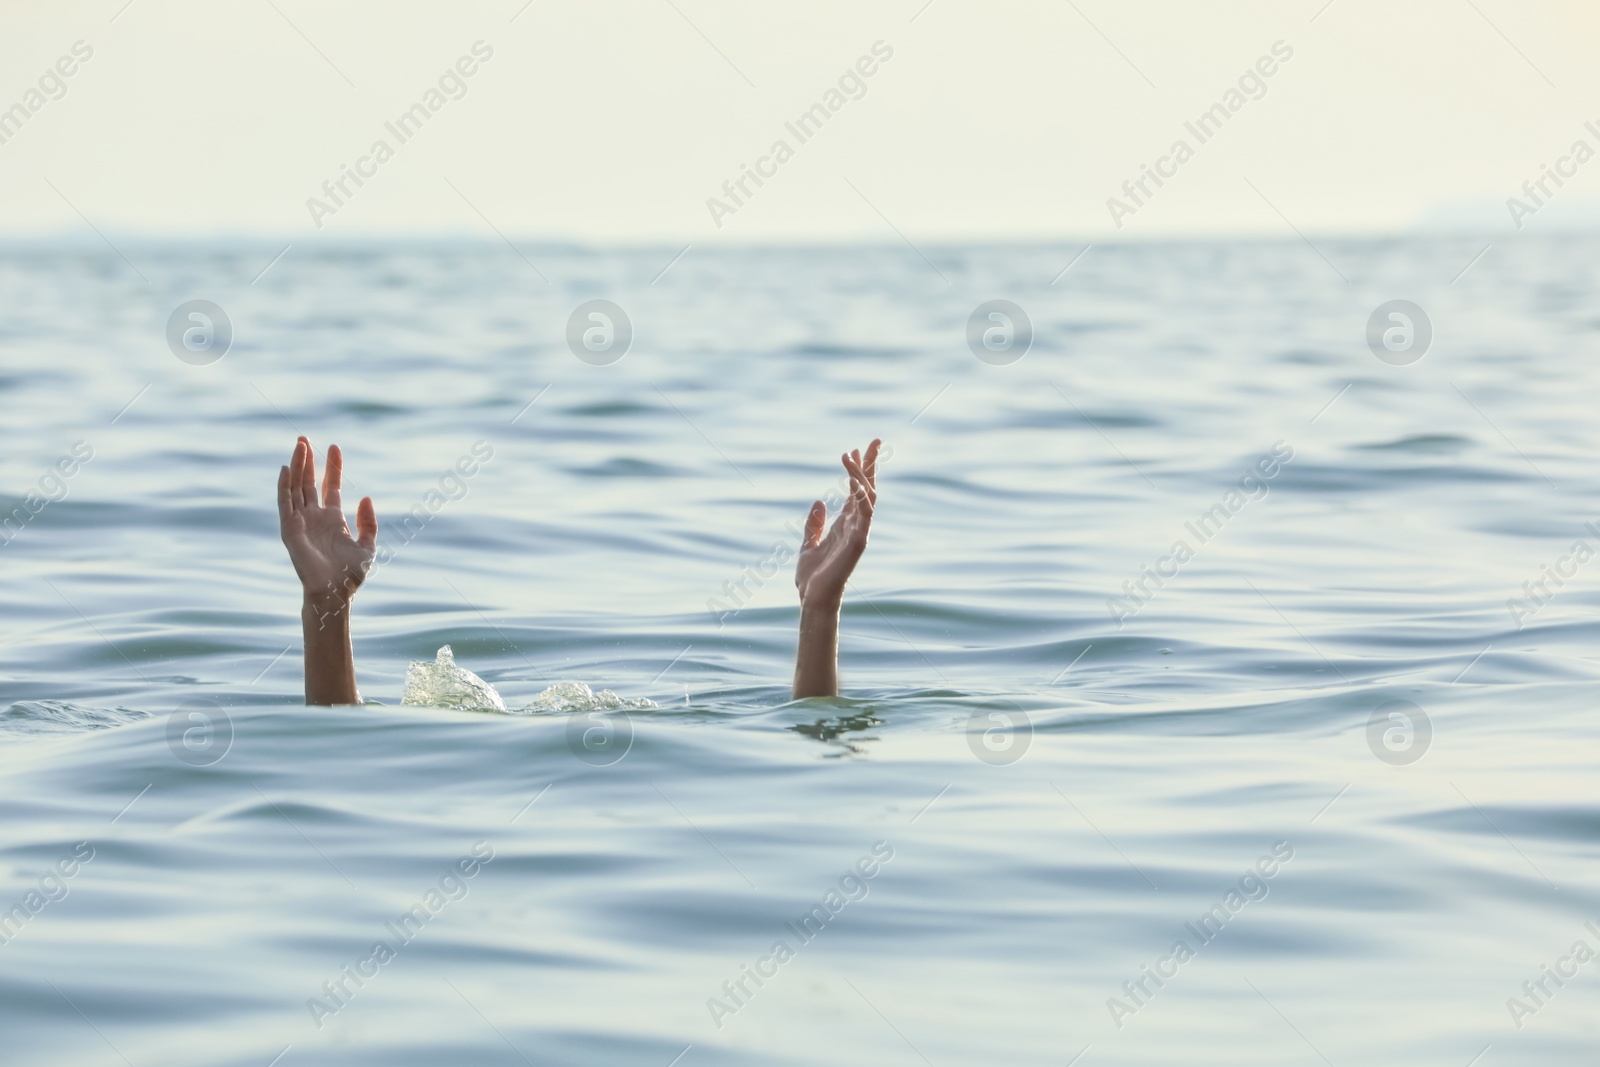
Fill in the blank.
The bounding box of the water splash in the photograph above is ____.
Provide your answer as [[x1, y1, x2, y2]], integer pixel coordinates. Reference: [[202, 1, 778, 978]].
[[401, 646, 657, 714], [401, 646, 506, 713], [520, 680, 658, 714]]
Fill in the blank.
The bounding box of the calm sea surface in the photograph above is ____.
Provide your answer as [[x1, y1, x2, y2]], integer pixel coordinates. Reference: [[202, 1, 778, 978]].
[[0, 238, 1596, 1065]]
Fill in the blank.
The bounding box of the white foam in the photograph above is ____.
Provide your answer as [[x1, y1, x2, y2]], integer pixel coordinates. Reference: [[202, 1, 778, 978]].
[[401, 646, 506, 713], [401, 646, 657, 714]]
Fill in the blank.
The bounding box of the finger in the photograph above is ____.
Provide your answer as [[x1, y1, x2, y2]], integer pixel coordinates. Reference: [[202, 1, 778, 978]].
[[844, 456, 864, 497], [839, 454, 864, 515], [355, 496, 378, 552], [841, 468, 867, 525], [842, 453, 875, 506], [324, 444, 344, 511], [803, 500, 826, 547], [299, 438, 318, 509], [293, 438, 309, 507], [846, 462, 874, 532], [277, 464, 295, 520], [863, 439, 881, 487], [287, 440, 305, 508]]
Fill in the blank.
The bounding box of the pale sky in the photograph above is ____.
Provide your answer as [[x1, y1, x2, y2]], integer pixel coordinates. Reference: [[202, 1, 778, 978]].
[[1, 0, 1598, 243]]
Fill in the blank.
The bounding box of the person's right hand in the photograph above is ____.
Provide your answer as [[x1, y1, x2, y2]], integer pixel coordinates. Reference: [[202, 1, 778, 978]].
[[795, 439, 879, 611], [277, 437, 377, 610]]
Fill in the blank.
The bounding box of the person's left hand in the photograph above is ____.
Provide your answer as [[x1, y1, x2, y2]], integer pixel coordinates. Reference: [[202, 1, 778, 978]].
[[277, 437, 377, 610]]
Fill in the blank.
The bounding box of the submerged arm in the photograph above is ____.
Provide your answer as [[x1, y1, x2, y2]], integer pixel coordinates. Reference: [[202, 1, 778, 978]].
[[301, 595, 359, 707], [793, 601, 843, 700]]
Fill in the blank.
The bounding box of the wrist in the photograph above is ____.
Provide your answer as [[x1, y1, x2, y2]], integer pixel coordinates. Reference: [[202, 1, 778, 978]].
[[799, 596, 842, 620], [303, 592, 352, 626]]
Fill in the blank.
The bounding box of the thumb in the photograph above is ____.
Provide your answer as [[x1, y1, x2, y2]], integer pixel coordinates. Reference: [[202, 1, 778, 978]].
[[803, 500, 826, 547], [356, 496, 378, 550]]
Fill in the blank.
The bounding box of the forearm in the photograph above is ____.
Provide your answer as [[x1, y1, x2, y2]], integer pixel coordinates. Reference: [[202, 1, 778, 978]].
[[302, 596, 360, 705], [792, 599, 841, 699]]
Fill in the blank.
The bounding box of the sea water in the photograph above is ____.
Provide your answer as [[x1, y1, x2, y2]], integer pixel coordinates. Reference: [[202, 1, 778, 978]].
[[0, 238, 1596, 1064]]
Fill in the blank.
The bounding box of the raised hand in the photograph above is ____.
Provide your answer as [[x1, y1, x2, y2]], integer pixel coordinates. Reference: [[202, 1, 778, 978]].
[[276, 437, 376, 706], [793, 439, 880, 699], [277, 437, 377, 611], [795, 439, 880, 610]]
